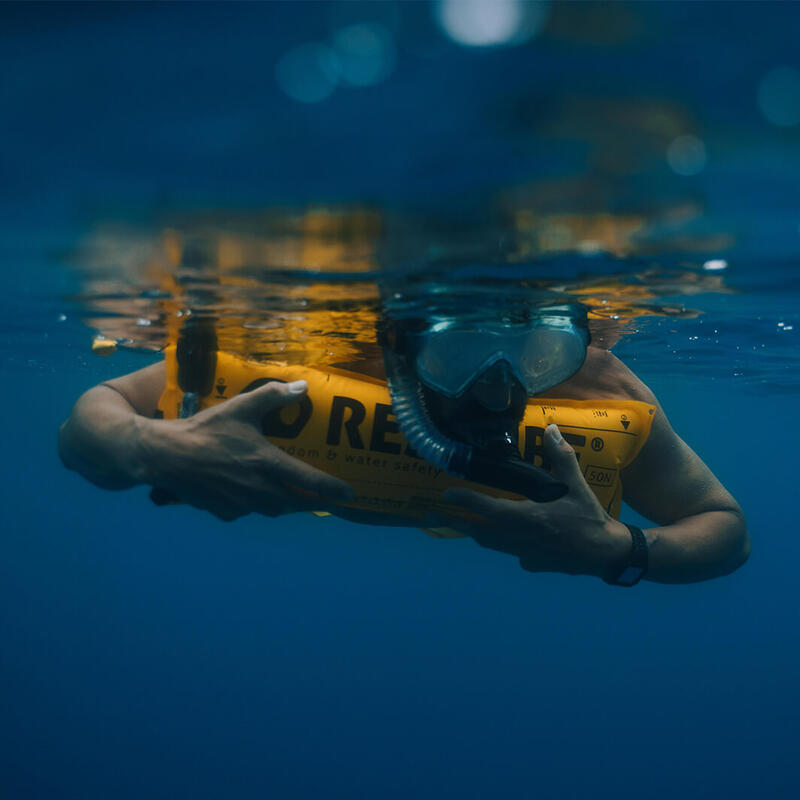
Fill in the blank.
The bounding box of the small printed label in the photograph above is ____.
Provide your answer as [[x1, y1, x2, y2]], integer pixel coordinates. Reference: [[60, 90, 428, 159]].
[[584, 465, 616, 487]]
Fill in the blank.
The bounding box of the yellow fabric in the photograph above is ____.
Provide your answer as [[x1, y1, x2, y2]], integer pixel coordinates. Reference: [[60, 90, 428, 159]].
[[159, 348, 655, 526]]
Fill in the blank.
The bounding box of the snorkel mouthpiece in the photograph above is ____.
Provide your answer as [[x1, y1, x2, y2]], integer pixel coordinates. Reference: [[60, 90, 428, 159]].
[[467, 451, 568, 503], [418, 369, 569, 503]]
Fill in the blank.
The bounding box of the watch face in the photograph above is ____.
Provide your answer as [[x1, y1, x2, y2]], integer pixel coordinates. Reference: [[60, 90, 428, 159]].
[[617, 565, 645, 586]]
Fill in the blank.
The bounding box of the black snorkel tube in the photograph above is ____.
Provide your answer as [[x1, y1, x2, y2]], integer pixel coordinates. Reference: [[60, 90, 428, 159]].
[[150, 316, 217, 506], [380, 324, 569, 503], [175, 316, 218, 418]]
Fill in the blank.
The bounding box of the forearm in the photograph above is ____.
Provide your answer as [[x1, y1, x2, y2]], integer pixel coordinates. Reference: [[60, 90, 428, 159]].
[[58, 385, 151, 490], [631, 509, 750, 584]]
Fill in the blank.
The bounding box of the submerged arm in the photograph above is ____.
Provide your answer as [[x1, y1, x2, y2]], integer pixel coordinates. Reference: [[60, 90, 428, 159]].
[[433, 354, 750, 585], [619, 398, 749, 583], [58, 363, 354, 519], [58, 363, 165, 489]]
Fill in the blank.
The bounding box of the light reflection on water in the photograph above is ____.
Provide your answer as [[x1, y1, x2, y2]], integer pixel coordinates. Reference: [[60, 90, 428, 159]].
[[63, 196, 797, 391], [13, 0, 791, 393]]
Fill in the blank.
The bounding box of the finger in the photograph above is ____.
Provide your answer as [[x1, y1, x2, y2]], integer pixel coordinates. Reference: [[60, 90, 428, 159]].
[[223, 380, 309, 424], [472, 531, 523, 553], [442, 488, 518, 518], [543, 424, 585, 486], [176, 488, 248, 522], [184, 468, 345, 519], [254, 492, 338, 517], [422, 512, 483, 536], [518, 549, 561, 574], [268, 448, 355, 504], [211, 507, 248, 523], [211, 483, 287, 519], [469, 525, 551, 559], [520, 547, 583, 575], [211, 479, 331, 518]]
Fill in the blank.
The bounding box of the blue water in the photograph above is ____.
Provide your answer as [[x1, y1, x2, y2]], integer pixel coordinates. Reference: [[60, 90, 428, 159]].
[[2, 3, 799, 798]]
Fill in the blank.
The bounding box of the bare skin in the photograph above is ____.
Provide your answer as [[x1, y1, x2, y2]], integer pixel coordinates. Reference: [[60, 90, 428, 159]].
[[58, 347, 749, 583]]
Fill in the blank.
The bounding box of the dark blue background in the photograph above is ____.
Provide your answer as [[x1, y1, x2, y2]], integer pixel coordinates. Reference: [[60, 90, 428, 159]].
[[1, 3, 798, 798]]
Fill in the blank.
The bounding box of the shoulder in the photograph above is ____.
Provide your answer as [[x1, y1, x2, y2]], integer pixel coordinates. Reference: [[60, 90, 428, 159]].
[[546, 347, 658, 404], [103, 361, 166, 417]]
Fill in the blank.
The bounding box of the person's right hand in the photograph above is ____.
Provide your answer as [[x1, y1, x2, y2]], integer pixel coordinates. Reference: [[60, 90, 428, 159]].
[[137, 380, 354, 521]]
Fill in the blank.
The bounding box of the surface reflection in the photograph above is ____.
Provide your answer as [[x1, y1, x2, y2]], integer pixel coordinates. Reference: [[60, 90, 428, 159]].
[[71, 195, 734, 373]]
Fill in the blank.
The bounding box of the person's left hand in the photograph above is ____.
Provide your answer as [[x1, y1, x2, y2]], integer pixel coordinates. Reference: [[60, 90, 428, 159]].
[[434, 424, 632, 577]]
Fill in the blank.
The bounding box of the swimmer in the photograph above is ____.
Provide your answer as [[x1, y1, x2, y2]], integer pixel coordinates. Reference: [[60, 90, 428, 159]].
[[59, 305, 749, 585]]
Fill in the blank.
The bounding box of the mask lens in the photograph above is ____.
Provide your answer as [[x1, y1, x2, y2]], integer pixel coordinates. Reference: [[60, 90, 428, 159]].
[[517, 324, 588, 394], [415, 328, 514, 396], [414, 316, 588, 397]]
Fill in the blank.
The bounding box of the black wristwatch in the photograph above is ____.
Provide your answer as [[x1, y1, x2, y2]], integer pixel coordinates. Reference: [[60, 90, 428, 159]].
[[603, 524, 649, 587]]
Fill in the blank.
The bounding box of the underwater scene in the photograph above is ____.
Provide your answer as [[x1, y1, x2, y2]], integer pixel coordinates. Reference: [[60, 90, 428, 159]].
[[2, 2, 799, 797]]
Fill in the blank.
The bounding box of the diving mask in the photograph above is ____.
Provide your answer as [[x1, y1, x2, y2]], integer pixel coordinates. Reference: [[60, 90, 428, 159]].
[[413, 310, 589, 400], [379, 303, 590, 503]]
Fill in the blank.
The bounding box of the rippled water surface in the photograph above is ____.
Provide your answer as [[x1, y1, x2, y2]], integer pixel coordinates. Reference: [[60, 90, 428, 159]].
[[17, 201, 798, 393]]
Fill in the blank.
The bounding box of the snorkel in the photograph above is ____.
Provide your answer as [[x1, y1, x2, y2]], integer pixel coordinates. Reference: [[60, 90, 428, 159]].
[[150, 316, 217, 507], [175, 316, 218, 418], [379, 301, 590, 503]]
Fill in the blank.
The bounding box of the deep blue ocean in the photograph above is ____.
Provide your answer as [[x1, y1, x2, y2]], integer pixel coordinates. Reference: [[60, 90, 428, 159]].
[[2, 3, 799, 798]]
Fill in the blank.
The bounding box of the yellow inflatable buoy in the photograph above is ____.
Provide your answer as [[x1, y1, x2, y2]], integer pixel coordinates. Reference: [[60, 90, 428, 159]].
[[158, 347, 656, 524]]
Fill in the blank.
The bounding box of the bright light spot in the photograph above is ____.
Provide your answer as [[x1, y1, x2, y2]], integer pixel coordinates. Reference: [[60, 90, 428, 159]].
[[666, 135, 707, 176], [136, 318, 152, 327], [702, 259, 728, 271], [275, 43, 339, 103], [757, 67, 800, 127], [58, 313, 67, 322], [91, 336, 117, 357], [434, 0, 549, 48], [577, 239, 603, 254], [332, 22, 395, 86]]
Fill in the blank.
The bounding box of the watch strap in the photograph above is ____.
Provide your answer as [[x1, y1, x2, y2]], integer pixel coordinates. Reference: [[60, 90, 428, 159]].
[[604, 524, 648, 587]]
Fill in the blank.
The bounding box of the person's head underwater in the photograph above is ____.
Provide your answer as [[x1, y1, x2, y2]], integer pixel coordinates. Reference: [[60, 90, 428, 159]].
[[379, 301, 590, 501]]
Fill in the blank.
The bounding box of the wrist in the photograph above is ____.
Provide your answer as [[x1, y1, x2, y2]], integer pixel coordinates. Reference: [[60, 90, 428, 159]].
[[602, 522, 650, 586], [596, 517, 635, 578], [130, 415, 165, 486]]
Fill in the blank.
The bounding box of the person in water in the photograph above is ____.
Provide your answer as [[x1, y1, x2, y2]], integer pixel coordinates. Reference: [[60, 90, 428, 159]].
[[58, 305, 749, 586]]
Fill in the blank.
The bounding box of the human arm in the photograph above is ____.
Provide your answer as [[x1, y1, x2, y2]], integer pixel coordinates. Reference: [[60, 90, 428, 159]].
[[58, 363, 354, 520], [613, 392, 749, 583], [58, 363, 167, 490], [430, 374, 749, 584]]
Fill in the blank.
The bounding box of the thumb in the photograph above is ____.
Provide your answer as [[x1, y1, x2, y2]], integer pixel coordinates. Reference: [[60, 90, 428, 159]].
[[543, 424, 585, 486], [224, 379, 308, 424]]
